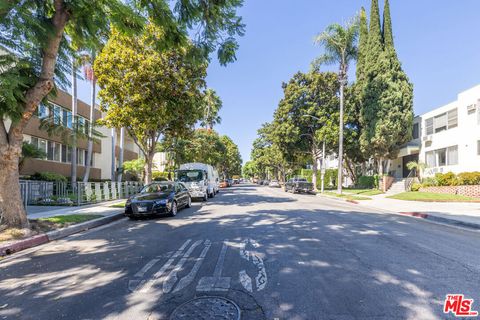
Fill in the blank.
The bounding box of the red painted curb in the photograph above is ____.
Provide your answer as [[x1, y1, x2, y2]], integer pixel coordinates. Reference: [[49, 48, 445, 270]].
[[0, 234, 49, 256], [398, 212, 429, 219], [346, 199, 359, 204]]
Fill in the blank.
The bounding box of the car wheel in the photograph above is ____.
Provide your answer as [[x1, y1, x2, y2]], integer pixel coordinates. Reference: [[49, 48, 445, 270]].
[[208, 192, 213, 198], [186, 196, 192, 208], [292, 188, 297, 194], [169, 201, 178, 217]]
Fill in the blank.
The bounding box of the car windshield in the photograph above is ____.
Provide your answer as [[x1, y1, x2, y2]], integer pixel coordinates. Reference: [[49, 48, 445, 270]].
[[177, 170, 204, 182], [140, 183, 174, 193]]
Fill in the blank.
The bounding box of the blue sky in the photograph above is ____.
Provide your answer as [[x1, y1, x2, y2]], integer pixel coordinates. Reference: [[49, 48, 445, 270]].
[[77, 0, 480, 164]]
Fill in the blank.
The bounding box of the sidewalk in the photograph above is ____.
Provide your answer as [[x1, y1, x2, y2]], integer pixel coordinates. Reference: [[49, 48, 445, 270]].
[[356, 193, 480, 228], [26, 199, 125, 219]]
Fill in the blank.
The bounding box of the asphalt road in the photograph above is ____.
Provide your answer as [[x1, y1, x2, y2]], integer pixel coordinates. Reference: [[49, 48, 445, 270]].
[[1, 184, 480, 320]]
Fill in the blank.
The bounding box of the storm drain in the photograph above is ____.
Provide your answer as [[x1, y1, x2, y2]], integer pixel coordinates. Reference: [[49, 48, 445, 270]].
[[170, 296, 241, 320]]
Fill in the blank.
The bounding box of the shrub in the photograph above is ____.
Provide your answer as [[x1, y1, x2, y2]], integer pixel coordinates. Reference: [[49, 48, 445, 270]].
[[435, 172, 458, 186], [152, 171, 170, 181], [357, 176, 375, 188], [373, 174, 380, 189], [421, 177, 437, 187], [457, 171, 480, 185], [31, 172, 68, 182], [411, 183, 422, 192]]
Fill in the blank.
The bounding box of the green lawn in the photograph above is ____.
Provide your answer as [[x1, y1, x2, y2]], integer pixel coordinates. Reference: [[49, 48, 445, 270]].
[[110, 200, 126, 208], [38, 214, 104, 225], [324, 191, 372, 201], [343, 189, 384, 196], [387, 192, 478, 202]]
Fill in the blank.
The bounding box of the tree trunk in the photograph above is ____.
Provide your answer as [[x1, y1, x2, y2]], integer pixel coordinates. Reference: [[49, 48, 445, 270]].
[[1, 1, 69, 229], [144, 155, 153, 184], [111, 128, 116, 181], [70, 60, 78, 188], [337, 78, 345, 194], [0, 144, 28, 229], [83, 77, 96, 182]]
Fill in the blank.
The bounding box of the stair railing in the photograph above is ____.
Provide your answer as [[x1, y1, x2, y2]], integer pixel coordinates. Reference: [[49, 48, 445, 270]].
[[404, 169, 416, 192]]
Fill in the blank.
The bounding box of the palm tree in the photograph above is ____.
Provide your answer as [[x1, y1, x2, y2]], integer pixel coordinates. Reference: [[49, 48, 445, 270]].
[[202, 89, 222, 129], [82, 52, 97, 183], [314, 17, 359, 194], [406, 161, 426, 178]]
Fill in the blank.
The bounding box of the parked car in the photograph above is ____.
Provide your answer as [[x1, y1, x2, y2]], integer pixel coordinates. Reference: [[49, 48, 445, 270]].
[[125, 181, 191, 219], [227, 179, 234, 186], [269, 180, 280, 188], [219, 180, 229, 188], [262, 180, 270, 185], [284, 177, 314, 194]]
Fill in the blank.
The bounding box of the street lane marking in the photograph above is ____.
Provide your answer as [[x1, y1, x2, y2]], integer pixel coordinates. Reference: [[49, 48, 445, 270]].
[[239, 270, 252, 292], [239, 238, 267, 292], [163, 240, 202, 293], [196, 240, 231, 291], [134, 259, 160, 278], [138, 239, 191, 293], [173, 240, 211, 293]]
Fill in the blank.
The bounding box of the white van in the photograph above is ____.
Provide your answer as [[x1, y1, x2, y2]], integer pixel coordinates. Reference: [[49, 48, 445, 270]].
[[176, 163, 219, 201]]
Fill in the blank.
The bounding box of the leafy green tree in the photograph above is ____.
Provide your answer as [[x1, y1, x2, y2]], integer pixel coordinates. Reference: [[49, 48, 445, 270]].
[[122, 158, 146, 181], [359, 0, 413, 175], [201, 89, 223, 129], [179, 129, 226, 168], [314, 16, 359, 194], [219, 135, 242, 179], [242, 161, 257, 179], [95, 25, 207, 184], [271, 71, 340, 190], [0, 0, 245, 228], [19, 142, 46, 171]]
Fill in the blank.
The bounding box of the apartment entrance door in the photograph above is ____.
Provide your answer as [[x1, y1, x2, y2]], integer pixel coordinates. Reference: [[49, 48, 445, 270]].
[[402, 154, 419, 178]]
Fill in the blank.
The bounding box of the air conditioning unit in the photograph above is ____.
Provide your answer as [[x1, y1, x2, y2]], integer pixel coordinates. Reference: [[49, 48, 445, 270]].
[[467, 104, 476, 114], [422, 135, 432, 142]]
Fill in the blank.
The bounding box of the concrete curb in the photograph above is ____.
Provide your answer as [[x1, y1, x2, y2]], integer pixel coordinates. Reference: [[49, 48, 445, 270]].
[[0, 212, 124, 257], [46, 212, 124, 241], [316, 193, 480, 231]]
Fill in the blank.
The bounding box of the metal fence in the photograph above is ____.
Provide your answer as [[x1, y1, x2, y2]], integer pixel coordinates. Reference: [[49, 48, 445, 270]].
[[20, 180, 142, 207]]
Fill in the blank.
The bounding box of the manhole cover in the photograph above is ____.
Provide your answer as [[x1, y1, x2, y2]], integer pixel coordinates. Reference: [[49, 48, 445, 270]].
[[170, 296, 241, 320]]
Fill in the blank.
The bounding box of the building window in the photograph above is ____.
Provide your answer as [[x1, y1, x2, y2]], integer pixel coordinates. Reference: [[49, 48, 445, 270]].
[[447, 109, 458, 129], [53, 105, 61, 125], [412, 123, 419, 139], [425, 118, 433, 135], [467, 104, 476, 115], [77, 149, 85, 166], [447, 146, 458, 165], [425, 145, 458, 167], [437, 148, 446, 166], [426, 151, 435, 167], [425, 108, 458, 135], [37, 104, 49, 119]]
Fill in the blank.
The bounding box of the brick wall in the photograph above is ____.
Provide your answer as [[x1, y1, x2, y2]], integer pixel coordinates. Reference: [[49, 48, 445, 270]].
[[381, 176, 395, 192], [420, 185, 480, 198]]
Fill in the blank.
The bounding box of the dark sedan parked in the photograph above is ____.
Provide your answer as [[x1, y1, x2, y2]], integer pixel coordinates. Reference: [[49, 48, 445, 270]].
[[125, 181, 191, 219]]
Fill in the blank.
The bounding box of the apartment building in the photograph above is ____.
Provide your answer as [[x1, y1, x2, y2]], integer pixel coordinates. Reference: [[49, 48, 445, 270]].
[[391, 84, 480, 179], [4, 89, 140, 180]]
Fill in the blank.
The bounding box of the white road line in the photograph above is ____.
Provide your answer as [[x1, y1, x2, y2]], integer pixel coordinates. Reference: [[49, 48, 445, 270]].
[[162, 240, 202, 293], [173, 240, 211, 293], [252, 253, 267, 291], [239, 270, 253, 292], [134, 259, 160, 278], [213, 241, 228, 277], [196, 240, 231, 292], [138, 239, 191, 293]]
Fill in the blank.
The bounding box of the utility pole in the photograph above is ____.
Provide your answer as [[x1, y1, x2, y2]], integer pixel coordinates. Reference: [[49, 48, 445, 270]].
[[321, 140, 325, 193], [111, 128, 116, 181], [117, 128, 124, 182]]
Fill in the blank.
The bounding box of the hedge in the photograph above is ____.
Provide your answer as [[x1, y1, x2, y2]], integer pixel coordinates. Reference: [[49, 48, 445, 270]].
[[422, 171, 480, 187], [299, 168, 338, 188], [30, 172, 68, 182]]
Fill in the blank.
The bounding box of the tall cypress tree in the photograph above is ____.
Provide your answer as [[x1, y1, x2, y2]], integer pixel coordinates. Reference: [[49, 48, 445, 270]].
[[359, 0, 385, 160], [360, 0, 414, 175], [356, 7, 369, 83]]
